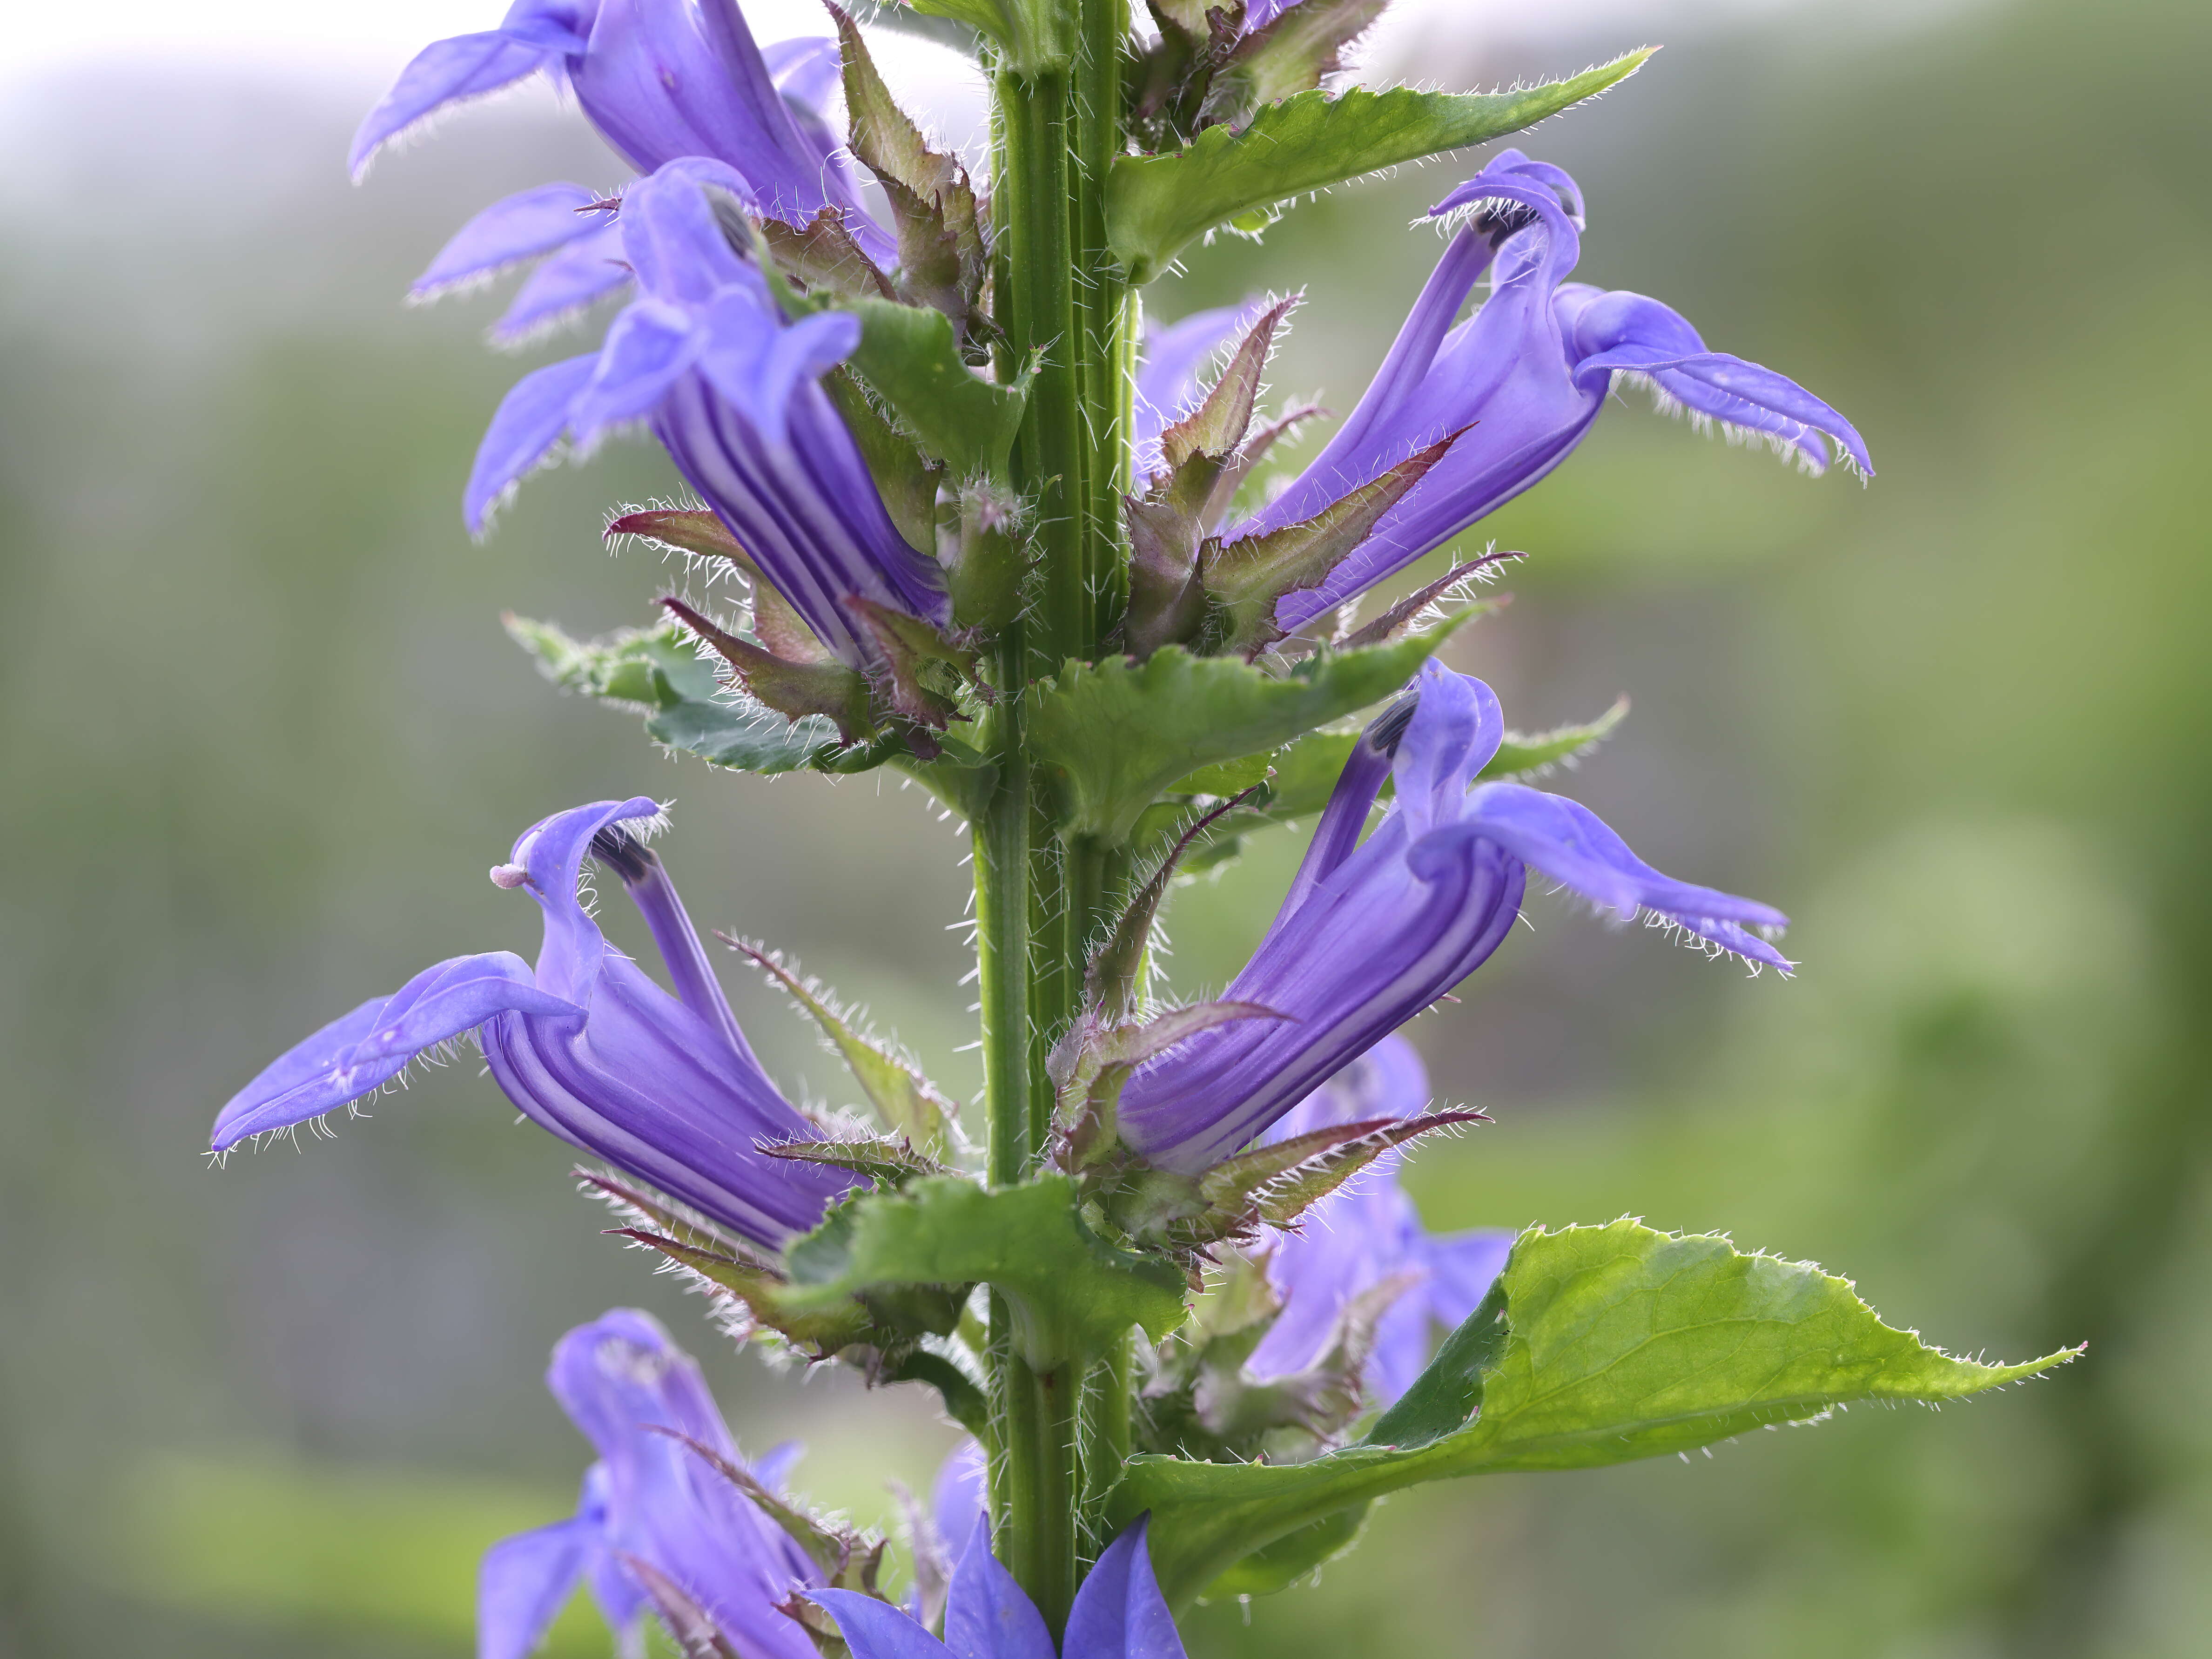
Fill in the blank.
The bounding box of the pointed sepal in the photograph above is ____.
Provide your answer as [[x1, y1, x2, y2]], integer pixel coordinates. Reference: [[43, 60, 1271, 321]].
[[847, 595, 981, 735], [730, 940, 962, 1156], [1200, 432, 1457, 656], [1050, 999, 1288, 1172], [834, 7, 991, 344], [660, 596, 876, 744], [759, 1133, 955, 1187], [1084, 787, 1264, 1022]]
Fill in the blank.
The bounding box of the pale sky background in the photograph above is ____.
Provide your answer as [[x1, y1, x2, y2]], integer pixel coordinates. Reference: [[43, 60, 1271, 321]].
[[3, 0, 1814, 100]]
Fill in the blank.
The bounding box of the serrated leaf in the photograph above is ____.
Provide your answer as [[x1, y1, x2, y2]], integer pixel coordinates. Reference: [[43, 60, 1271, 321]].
[[1110, 1217, 2079, 1608], [733, 943, 960, 1156], [1106, 56, 1653, 282], [1026, 626, 1460, 844], [645, 695, 849, 773], [780, 1174, 1188, 1368], [505, 614, 722, 710]]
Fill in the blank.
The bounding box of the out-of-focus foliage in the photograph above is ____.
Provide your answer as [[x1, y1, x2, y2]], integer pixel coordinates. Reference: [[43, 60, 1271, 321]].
[[0, 0, 2205, 1654]]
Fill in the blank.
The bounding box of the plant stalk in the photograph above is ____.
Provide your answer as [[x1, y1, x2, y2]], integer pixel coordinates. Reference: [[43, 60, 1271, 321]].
[[980, 0, 1136, 1631]]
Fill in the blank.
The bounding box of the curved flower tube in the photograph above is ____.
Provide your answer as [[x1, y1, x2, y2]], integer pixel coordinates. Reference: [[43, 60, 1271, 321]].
[[812, 1518, 1187, 1659], [1115, 659, 1791, 1171], [464, 164, 949, 670], [1244, 1037, 1512, 1407], [479, 1309, 822, 1659], [351, 0, 892, 264], [209, 798, 854, 1250], [1228, 148, 1872, 634]]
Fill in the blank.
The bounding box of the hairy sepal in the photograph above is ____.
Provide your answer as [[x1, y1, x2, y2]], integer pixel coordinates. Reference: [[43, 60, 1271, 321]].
[[660, 596, 876, 743], [1050, 1000, 1287, 1172], [834, 8, 991, 343], [729, 939, 961, 1156], [1200, 432, 1455, 657]]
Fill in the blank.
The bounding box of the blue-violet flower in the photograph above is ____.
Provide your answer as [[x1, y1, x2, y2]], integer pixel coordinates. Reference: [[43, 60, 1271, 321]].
[[1228, 148, 1872, 634], [210, 797, 854, 1250], [1115, 658, 1791, 1171]]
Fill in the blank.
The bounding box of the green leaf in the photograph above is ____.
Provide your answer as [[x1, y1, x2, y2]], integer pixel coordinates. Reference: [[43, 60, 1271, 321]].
[[1110, 1218, 2078, 1609], [504, 614, 721, 710], [645, 695, 848, 774], [1484, 697, 1628, 780], [1027, 626, 1461, 844], [845, 295, 1027, 479], [507, 613, 855, 773], [1198, 1505, 1370, 1600], [1105, 55, 1654, 283], [780, 1175, 1189, 1369]]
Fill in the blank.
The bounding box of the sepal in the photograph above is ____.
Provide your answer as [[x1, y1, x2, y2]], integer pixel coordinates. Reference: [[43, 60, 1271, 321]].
[[650, 1428, 887, 1592], [834, 8, 992, 346], [730, 939, 962, 1156], [661, 595, 877, 743], [1050, 1000, 1288, 1173], [1198, 432, 1456, 656]]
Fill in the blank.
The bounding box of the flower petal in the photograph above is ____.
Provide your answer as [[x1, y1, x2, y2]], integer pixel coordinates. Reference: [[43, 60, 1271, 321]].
[[210, 952, 572, 1149], [415, 182, 602, 299], [350, 25, 576, 181], [571, 299, 704, 448], [810, 1592, 950, 1659], [1460, 781, 1793, 968], [944, 1518, 1055, 1659], [1565, 288, 1872, 476], [465, 353, 598, 533], [549, 1311, 822, 1659], [1066, 1521, 1187, 1659], [931, 1443, 987, 1566], [479, 1509, 596, 1659], [491, 222, 634, 345]]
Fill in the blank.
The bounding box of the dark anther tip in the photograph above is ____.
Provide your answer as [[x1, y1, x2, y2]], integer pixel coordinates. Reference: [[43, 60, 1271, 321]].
[[1366, 690, 1421, 756], [589, 826, 657, 883]]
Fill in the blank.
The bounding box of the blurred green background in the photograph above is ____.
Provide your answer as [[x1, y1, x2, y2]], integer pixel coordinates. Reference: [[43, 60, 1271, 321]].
[[3, 0, 2207, 1653]]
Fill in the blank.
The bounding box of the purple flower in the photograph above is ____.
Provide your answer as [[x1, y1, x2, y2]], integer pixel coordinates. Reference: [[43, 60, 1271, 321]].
[[465, 163, 948, 671], [480, 1308, 822, 1659], [403, 36, 861, 347], [811, 1518, 1187, 1659], [1228, 148, 1871, 634], [1115, 659, 1791, 1171], [1244, 1037, 1510, 1408], [210, 797, 854, 1250], [351, 0, 891, 263]]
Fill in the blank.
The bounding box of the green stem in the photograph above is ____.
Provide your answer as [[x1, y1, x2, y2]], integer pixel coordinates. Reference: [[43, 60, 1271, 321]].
[[982, 0, 1135, 1632]]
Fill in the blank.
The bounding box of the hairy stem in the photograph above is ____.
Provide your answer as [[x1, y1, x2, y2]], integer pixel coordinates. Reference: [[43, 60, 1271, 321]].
[[981, 0, 1137, 1630]]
